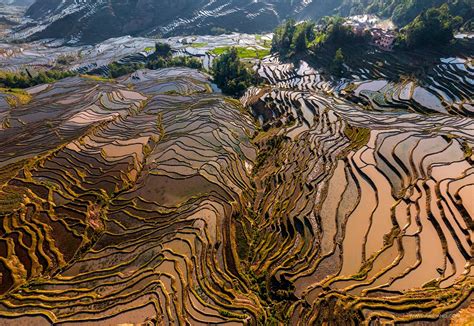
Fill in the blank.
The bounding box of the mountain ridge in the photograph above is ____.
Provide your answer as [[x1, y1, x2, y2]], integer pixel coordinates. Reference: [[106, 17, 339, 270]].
[[8, 1, 474, 46]]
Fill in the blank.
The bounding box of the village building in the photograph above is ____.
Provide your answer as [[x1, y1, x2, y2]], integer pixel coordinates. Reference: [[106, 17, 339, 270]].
[[344, 16, 397, 51], [370, 28, 396, 51]]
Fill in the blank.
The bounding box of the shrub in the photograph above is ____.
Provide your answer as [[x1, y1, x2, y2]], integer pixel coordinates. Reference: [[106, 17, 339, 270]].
[[153, 42, 172, 58], [108, 62, 144, 78]]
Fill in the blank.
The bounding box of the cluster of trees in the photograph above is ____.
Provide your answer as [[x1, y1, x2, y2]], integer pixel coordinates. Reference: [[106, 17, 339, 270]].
[[146, 42, 202, 70], [271, 17, 367, 77], [343, 0, 472, 28], [0, 70, 76, 89], [146, 56, 202, 70], [55, 54, 76, 66], [108, 63, 145, 78], [271, 19, 316, 56], [271, 17, 367, 57], [211, 47, 256, 97], [310, 16, 369, 50], [399, 4, 464, 48], [151, 42, 172, 58], [271, 3, 468, 60]]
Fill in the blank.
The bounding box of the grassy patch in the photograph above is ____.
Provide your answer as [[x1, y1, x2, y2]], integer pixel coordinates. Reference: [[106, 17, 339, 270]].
[[210, 46, 270, 59], [190, 42, 208, 48], [80, 74, 114, 83], [234, 218, 250, 261], [163, 90, 181, 96], [263, 39, 272, 48], [144, 46, 154, 52], [218, 309, 246, 319], [210, 47, 230, 56]]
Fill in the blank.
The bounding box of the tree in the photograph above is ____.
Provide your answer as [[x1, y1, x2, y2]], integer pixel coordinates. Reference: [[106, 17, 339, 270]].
[[169, 56, 202, 69], [293, 28, 308, 53], [292, 22, 315, 53], [330, 48, 345, 77], [272, 20, 316, 56], [271, 19, 298, 55], [153, 42, 172, 58], [146, 57, 167, 70], [211, 47, 256, 97]]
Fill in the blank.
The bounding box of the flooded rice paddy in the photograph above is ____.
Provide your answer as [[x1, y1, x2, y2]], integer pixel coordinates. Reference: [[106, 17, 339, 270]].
[[0, 41, 473, 324]]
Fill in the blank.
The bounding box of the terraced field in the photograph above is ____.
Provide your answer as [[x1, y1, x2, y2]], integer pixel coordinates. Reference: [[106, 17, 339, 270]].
[[0, 60, 473, 324], [257, 52, 474, 116], [241, 56, 474, 323], [0, 33, 271, 75], [0, 69, 263, 324]]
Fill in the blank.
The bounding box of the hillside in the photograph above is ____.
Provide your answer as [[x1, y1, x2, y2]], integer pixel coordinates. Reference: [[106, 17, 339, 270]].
[[12, 0, 471, 44], [20, 0, 283, 43], [0, 35, 473, 322], [0, 0, 473, 324]]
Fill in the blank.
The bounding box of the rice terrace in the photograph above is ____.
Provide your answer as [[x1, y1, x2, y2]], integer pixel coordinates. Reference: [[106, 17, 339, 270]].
[[0, 0, 473, 325]]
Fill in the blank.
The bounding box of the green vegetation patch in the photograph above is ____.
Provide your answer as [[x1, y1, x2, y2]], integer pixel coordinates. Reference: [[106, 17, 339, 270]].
[[211, 46, 270, 59], [462, 141, 473, 159], [190, 42, 208, 48], [211, 47, 258, 97], [0, 87, 32, 107], [253, 134, 286, 174], [147, 56, 202, 70], [108, 62, 145, 78], [80, 74, 115, 82], [0, 70, 76, 89], [344, 125, 371, 151], [55, 54, 77, 66], [399, 4, 464, 49], [0, 188, 27, 213]]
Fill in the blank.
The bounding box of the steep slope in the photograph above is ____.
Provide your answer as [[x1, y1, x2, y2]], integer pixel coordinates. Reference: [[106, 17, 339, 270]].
[[0, 53, 472, 323], [239, 55, 474, 323], [342, 0, 472, 26], [0, 69, 263, 324], [16, 0, 471, 44], [19, 0, 283, 44]]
